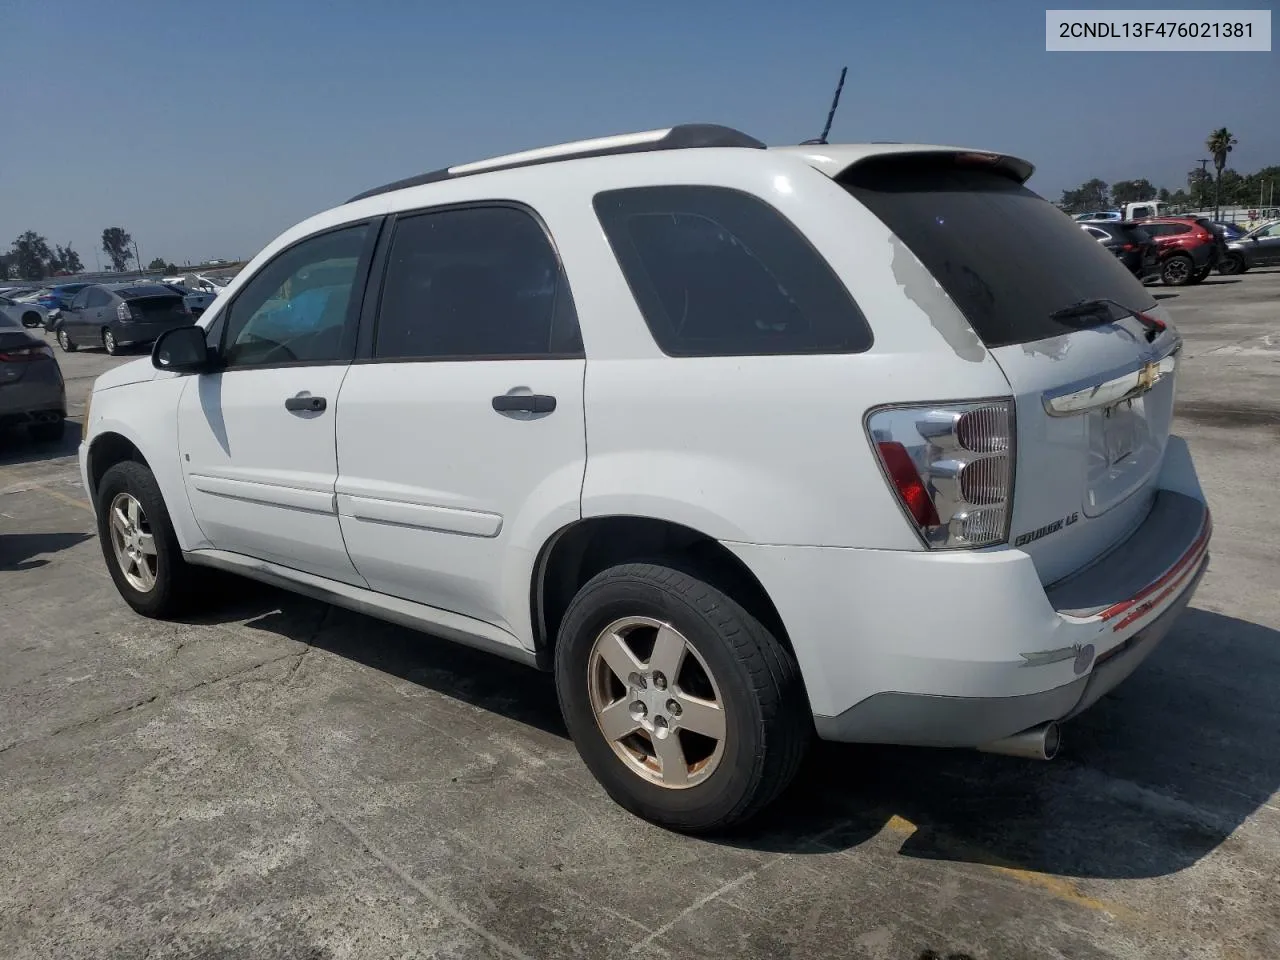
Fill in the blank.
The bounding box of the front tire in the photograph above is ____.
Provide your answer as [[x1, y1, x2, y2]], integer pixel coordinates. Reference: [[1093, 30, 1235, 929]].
[[555, 562, 810, 833], [95, 461, 195, 618], [1190, 266, 1211, 284], [1161, 253, 1195, 286], [1218, 254, 1246, 276], [56, 328, 76, 352]]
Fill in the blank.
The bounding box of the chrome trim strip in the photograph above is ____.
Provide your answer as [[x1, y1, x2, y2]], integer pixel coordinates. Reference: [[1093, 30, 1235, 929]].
[[1042, 341, 1180, 417]]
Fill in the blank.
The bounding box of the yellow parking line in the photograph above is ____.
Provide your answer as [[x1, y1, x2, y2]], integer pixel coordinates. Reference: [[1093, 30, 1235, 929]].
[[33, 485, 93, 513], [882, 814, 1135, 920]]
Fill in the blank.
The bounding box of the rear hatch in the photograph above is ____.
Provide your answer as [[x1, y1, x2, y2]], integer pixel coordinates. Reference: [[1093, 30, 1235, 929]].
[[1195, 218, 1230, 263], [841, 157, 1178, 585], [125, 294, 190, 323]]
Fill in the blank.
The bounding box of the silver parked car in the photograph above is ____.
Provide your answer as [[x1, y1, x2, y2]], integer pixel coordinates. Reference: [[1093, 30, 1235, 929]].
[[1219, 219, 1280, 275], [0, 294, 51, 330]]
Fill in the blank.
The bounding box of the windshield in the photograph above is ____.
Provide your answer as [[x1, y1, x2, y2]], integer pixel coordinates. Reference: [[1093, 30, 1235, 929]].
[[841, 160, 1156, 348]]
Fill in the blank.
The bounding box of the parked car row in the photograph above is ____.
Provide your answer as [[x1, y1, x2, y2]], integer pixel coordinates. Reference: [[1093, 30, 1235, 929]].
[[1077, 214, 1279, 286]]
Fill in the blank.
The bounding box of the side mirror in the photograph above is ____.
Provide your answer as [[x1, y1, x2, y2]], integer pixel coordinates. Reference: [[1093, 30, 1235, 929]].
[[153, 325, 215, 374]]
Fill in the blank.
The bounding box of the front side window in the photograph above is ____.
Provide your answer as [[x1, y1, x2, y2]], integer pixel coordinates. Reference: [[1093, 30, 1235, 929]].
[[373, 205, 581, 360], [221, 223, 369, 367], [594, 186, 871, 357]]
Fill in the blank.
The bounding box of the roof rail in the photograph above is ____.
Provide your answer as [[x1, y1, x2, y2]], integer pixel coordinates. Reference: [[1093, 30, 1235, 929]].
[[345, 124, 766, 203]]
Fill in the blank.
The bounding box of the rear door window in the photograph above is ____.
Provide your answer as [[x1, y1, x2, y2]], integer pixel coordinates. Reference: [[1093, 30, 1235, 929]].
[[86, 288, 111, 308], [594, 186, 871, 357], [840, 159, 1153, 348], [373, 205, 581, 360]]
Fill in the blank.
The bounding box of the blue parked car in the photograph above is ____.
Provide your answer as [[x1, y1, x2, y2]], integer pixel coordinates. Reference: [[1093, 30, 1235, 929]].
[[37, 282, 90, 312]]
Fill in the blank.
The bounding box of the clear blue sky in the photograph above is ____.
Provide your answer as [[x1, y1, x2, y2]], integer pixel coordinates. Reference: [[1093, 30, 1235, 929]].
[[3, 0, 1276, 269]]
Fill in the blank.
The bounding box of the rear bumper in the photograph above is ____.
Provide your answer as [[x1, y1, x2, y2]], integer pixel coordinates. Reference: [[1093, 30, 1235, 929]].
[[0, 366, 67, 424], [724, 445, 1210, 747]]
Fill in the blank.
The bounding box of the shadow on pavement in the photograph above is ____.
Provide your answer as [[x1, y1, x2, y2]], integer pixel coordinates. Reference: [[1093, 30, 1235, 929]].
[[182, 580, 1280, 881], [0, 419, 80, 468], [0, 531, 93, 571]]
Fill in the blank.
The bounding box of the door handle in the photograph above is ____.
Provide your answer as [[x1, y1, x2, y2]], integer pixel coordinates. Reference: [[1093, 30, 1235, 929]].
[[285, 395, 326, 412], [492, 394, 556, 414]]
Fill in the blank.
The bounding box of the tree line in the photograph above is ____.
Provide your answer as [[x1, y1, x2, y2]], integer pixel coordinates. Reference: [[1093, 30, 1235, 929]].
[[0, 227, 177, 281], [1059, 128, 1275, 216]]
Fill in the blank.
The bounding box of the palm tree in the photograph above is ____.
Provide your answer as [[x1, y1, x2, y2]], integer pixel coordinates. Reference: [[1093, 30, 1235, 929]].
[[1206, 128, 1238, 219]]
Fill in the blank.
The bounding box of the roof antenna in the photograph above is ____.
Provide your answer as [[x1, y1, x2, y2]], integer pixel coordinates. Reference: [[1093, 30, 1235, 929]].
[[801, 67, 847, 145]]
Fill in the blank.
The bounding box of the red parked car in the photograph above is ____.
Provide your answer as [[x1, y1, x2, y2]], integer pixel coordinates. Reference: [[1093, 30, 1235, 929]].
[[1140, 217, 1228, 286]]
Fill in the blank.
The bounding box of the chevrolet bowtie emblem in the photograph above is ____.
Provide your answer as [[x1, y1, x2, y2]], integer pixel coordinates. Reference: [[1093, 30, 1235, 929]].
[[1135, 361, 1159, 391]]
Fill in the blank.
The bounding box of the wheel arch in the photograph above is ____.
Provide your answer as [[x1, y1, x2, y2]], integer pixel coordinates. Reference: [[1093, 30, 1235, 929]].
[[529, 515, 795, 672], [86, 431, 152, 503]]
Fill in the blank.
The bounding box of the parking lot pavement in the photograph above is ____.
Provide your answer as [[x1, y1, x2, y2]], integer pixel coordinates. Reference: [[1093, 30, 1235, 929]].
[[2, 276, 1279, 960]]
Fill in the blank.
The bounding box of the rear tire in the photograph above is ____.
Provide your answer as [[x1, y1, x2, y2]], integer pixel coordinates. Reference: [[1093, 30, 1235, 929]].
[[56, 327, 76, 352], [555, 561, 811, 833], [103, 328, 120, 355], [1218, 254, 1246, 276], [95, 461, 196, 618], [1161, 254, 1194, 286]]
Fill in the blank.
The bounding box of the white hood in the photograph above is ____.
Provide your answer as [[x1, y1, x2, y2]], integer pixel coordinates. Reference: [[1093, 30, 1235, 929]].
[[93, 357, 159, 392]]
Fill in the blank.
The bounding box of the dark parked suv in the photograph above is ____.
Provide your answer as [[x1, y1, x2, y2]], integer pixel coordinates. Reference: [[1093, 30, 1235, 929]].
[[54, 283, 195, 356], [1141, 217, 1227, 286], [1079, 220, 1159, 281]]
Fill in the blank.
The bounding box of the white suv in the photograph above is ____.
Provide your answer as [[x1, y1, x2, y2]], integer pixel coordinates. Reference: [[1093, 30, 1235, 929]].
[[79, 125, 1210, 831]]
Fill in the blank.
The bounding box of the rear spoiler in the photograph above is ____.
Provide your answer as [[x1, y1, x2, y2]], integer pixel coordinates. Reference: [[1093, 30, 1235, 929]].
[[778, 145, 1035, 185]]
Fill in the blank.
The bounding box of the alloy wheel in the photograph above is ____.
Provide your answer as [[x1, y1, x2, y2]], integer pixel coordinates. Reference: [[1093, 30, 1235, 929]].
[[108, 492, 158, 592], [1164, 257, 1190, 284], [587, 616, 727, 789]]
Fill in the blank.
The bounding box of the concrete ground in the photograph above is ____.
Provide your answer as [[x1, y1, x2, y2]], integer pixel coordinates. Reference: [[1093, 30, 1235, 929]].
[[2, 272, 1279, 960]]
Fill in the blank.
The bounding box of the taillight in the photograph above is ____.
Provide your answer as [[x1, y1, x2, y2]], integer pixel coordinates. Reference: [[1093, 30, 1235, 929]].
[[867, 400, 1015, 549], [1121, 243, 1137, 251], [0, 344, 54, 362], [117, 301, 133, 321]]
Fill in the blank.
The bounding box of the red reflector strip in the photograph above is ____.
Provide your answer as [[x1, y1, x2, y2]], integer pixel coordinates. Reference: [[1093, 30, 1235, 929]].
[[876, 441, 940, 527], [1101, 508, 1212, 629], [1110, 550, 1206, 633]]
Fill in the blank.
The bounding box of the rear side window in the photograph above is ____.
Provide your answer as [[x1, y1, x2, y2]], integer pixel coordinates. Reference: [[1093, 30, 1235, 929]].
[[593, 186, 871, 357], [374, 205, 581, 360], [841, 160, 1153, 348]]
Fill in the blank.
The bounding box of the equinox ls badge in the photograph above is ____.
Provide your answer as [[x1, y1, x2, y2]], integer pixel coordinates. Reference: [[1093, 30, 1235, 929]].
[[1013, 511, 1079, 548]]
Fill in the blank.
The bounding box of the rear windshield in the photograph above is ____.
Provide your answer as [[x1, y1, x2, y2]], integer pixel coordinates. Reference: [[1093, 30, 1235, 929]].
[[841, 160, 1154, 348]]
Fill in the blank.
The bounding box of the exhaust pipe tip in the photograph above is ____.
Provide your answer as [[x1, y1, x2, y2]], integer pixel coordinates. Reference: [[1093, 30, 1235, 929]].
[[977, 721, 1061, 761]]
